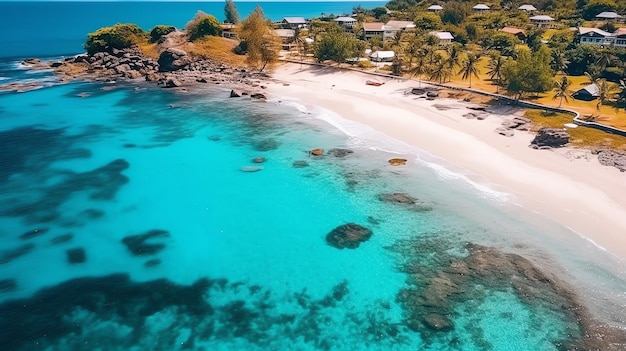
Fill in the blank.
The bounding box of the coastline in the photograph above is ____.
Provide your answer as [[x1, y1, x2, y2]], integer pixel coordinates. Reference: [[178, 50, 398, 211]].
[[267, 62, 626, 261]]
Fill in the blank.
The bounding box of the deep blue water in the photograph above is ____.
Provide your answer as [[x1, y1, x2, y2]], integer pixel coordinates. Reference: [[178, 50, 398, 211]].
[[0, 1, 386, 58]]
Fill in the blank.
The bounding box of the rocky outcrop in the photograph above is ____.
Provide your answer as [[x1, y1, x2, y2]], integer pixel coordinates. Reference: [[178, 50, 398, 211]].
[[157, 48, 191, 72], [595, 149, 626, 172], [309, 148, 324, 156], [327, 148, 354, 158], [502, 116, 531, 130], [121, 229, 169, 256], [379, 193, 416, 204], [325, 223, 373, 249], [240, 166, 263, 172], [388, 158, 407, 166], [530, 127, 570, 149], [66, 247, 86, 264]]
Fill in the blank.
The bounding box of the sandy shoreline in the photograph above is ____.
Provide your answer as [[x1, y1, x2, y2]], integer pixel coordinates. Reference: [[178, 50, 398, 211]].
[[267, 62, 626, 261]]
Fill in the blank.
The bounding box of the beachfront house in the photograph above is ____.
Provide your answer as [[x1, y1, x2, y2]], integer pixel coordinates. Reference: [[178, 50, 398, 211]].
[[220, 23, 237, 39], [386, 20, 416, 31], [573, 84, 599, 101], [577, 27, 614, 46], [499, 27, 527, 42], [427, 5, 443, 12], [281, 17, 308, 29], [369, 50, 395, 62], [361, 22, 401, 40], [274, 29, 297, 50], [472, 4, 490, 12], [614, 28, 626, 47], [530, 15, 555, 28], [595, 11, 623, 22], [429, 31, 454, 45], [518, 4, 537, 12], [334, 16, 357, 30]]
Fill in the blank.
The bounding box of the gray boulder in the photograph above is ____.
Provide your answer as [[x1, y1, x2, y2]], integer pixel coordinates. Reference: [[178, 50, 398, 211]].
[[597, 150, 626, 172], [157, 48, 191, 72], [530, 128, 569, 148]]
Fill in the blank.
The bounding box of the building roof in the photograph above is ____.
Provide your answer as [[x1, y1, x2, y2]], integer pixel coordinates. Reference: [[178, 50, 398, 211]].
[[575, 84, 599, 97], [518, 4, 537, 11], [530, 15, 554, 21], [282, 17, 307, 24], [500, 27, 526, 35], [472, 4, 490, 10], [363, 22, 385, 31], [578, 27, 612, 37], [615, 28, 626, 36], [427, 5, 443, 10], [429, 31, 454, 40], [370, 50, 395, 59], [596, 11, 623, 19], [274, 29, 295, 38], [334, 16, 357, 22], [386, 20, 416, 30]]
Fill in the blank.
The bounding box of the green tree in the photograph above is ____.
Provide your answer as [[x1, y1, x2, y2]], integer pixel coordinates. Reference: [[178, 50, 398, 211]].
[[186, 11, 222, 41], [413, 12, 443, 31], [429, 55, 452, 83], [224, 0, 240, 24], [485, 32, 517, 54], [502, 47, 554, 99], [84, 23, 146, 55], [238, 6, 280, 71], [441, 1, 471, 25], [446, 44, 462, 71], [552, 76, 572, 107], [486, 52, 506, 91], [551, 50, 568, 75], [149, 25, 175, 43], [596, 79, 619, 110], [314, 25, 363, 64], [372, 7, 388, 19], [459, 53, 481, 88], [582, 0, 617, 20]]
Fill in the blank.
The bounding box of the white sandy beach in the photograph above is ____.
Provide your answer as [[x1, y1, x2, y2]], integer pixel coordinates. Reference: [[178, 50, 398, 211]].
[[267, 63, 626, 261]]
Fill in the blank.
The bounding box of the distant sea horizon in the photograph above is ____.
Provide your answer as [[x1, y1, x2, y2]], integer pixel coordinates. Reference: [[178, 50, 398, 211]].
[[0, 1, 387, 58]]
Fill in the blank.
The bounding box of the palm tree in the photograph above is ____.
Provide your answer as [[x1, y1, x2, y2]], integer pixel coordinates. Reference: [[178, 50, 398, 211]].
[[596, 79, 619, 111], [446, 44, 462, 71], [581, 66, 602, 86], [552, 76, 571, 107], [409, 52, 427, 87], [616, 79, 626, 110], [430, 57, 452, 84], [595, 50, 617, 71], [459, 53, 481, 88], [486, 53, 505, 92], [550, 50, 568, 75]]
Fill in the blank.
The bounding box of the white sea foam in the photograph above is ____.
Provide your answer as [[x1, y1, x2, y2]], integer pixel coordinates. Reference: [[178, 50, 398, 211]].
[[287, 100, 513, 203], [566, 226, 610, 254]]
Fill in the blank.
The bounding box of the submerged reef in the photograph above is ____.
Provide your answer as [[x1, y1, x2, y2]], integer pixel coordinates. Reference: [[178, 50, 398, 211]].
[[390, 238, 626, 350], [0, 275, 405, 351]]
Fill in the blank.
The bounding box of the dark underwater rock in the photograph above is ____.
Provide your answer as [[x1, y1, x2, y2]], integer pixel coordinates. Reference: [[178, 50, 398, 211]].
[[252, 138, 280, 151], [0, 279, 17, 293], [378, 193, 416, 204], [327, 148, 354, 158], [19, 228, 49, 240], [292, 160, 309, 168], [122, 229, 170, 256], [50, 233, 74, 245], [0, 243, 36, 264], [423, 313, 453, 331], [325, 223, 373, 249], [144, 258, 161, 268], [66, 247, 86, 264]]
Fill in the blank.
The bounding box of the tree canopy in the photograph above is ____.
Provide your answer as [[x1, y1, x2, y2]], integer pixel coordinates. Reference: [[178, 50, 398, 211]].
[[314, 24, 363, 64], [224, 0, 240, 24], [502, 46, 554, 98], [84, 23, 146, 55], [238, 6, 280, 71], [186, 11, 222, 41]]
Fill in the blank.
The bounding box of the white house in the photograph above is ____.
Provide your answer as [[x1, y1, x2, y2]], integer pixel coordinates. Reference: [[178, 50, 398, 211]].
[[429, 31, 454, 45], [518, 4, 537, 12], [334, 16, 357, 29], [369, 50, 395, 62], [530, 15, 555, 28], [614, 28, 626, 47], [281, 17, 307, 29], [361, 22, 401, 40], [472, 4, 490, 12], [385, 20, 416, 30], [573, 84, 599, 101], [427, 5, 443, 12], [595, 12, 623, 22], [577, 27, 614, 46]]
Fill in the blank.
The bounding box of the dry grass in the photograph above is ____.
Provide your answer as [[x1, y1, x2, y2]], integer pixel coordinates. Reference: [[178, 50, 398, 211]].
[[136, 41, 160, 59], [524, 110, 626, 150], [183, 36, 247, 67]]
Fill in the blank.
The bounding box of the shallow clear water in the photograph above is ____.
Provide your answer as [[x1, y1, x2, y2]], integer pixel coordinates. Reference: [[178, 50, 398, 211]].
[[1, 62, 625, 350]]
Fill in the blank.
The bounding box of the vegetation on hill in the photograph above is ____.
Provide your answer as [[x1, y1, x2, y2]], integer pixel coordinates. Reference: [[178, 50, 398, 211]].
[[185, 11, 222, 41], [237, 5, 280, 72], [84, 24, 147, 55]]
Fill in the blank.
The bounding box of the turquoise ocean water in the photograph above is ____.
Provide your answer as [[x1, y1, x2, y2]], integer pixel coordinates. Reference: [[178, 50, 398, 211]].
[[1, 2, 626, 351]]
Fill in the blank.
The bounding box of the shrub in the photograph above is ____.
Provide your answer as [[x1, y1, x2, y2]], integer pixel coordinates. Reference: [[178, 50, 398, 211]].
[[149, 25, 176, 43], [186, 11, 222, 41], [84, 23, 146, 55], [356, 60, 373, 68]]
